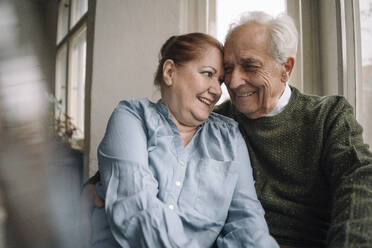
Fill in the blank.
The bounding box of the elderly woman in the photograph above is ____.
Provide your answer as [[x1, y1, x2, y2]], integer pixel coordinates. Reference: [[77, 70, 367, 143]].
[[90, 33, 278, 248]]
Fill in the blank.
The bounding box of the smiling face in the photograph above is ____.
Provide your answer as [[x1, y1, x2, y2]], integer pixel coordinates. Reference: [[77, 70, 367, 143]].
[[162, 46, 223, 128], [223, 23, 292, 119]]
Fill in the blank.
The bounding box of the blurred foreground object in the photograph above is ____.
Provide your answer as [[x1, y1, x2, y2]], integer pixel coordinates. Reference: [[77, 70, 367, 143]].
[[0, 0, 82, 247]]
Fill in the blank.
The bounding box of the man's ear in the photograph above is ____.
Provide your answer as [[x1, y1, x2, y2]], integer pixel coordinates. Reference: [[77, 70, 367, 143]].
[[162, 59, 176, 86], [281, 57, 295, 83]]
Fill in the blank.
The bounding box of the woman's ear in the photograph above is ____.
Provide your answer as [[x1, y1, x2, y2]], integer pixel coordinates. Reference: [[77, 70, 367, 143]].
[[162, 59, 176, 86]]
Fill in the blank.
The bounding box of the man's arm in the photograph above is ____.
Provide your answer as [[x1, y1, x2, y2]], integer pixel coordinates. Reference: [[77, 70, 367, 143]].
[[79, 182, 103, 248], [322, 97, 372, 247], [81, 171, 100, 188], [216, 133, 279, 248]]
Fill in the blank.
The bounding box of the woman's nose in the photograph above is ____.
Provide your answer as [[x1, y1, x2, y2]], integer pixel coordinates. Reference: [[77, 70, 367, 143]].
[[209, 77, 222, 98]]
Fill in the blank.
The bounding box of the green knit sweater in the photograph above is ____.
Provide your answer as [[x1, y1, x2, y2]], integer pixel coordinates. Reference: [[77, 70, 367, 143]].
[[215, 86, 372, 248]]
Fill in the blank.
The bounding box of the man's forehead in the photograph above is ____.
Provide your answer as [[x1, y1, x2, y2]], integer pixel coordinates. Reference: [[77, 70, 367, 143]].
[[223, 53, 262, 66], [225, 24, 269, 47], [223, 43, 262, 64], [223, 25, 270, 63]]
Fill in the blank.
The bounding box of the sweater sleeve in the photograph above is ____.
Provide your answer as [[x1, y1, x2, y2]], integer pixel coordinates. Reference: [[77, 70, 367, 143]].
[[322, 97, 372, 247], [98, 102, 200, 248]]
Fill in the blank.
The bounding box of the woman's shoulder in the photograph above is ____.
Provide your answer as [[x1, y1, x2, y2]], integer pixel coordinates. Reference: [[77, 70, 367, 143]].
[[204, 112, 243, 143], [113, 98, 157, 119], [116, 98, 154, 110], [200, 113, 245, 162]]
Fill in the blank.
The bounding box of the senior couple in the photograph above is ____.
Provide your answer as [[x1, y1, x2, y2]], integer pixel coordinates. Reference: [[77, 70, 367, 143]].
[[83, 11, 372, 248]]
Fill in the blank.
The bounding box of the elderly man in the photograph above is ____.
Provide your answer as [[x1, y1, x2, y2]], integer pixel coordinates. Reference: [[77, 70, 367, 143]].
[[83, 11, 372, 248], [216, 11, 372, 247]]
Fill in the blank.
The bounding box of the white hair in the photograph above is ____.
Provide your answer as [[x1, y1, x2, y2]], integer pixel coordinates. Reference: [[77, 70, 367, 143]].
[[226, 11, 298, 64]]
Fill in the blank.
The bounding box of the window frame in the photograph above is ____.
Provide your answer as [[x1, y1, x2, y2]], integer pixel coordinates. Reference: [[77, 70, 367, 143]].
[[55, 0, 88, 149]]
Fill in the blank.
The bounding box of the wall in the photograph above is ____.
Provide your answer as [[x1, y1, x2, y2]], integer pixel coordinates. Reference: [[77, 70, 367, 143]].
[[88, 0, 183, 175]]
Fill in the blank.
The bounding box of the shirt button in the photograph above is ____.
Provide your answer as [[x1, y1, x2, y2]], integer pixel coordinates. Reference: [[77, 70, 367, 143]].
[[168, 204, 174, 210], [179, 161, 185, 167], [175, 181, 181, 187]]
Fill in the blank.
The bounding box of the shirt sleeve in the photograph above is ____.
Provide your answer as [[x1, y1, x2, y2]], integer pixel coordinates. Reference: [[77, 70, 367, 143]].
[[322, 98, 372, 247], [98, 102, 200, 248], [216, 132, 279, 248]]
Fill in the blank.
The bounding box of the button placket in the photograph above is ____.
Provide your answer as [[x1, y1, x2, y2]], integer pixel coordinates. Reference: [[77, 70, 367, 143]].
[[170, 157, 187, 206]]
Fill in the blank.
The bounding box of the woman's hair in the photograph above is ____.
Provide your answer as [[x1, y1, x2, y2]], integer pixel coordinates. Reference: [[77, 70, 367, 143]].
[[226, 11, 298, 64], [154, 32, 223, 87]]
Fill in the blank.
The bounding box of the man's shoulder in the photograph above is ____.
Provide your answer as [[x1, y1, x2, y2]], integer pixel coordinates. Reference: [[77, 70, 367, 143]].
[[292, 87, 352, 116], [213, 100, 238, 119]]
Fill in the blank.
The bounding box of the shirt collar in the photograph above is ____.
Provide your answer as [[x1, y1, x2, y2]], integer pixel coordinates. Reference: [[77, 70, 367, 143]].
[[266, 82, 291, 117], [155, 99, 170, 118], [155, 99, 204, 133]]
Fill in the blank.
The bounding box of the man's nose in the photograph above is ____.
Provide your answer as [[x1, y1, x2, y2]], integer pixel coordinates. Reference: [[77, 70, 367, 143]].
[[226, 68, 245, 90]]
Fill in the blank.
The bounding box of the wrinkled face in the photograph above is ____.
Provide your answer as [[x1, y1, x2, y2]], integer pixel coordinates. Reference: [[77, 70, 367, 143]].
[[163, 46, 223, 127], [223, 23, 289, 119]]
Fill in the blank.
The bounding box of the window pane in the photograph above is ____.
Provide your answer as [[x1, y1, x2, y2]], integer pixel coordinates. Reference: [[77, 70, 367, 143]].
[[70, 0, 88, 28], [357, 0, 372, 147], [55, 44, 67, 120], [57, 0, 70, 43], [215, 0, 286, 104], [68, 26, 86, 139], [216, 0, 286, 43]]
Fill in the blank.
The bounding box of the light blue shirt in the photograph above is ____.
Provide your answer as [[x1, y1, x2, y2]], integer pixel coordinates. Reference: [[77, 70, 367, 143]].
[[92, 99, 278, 248]]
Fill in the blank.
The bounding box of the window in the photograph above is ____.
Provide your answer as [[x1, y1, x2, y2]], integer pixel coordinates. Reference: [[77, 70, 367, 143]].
[[55, 0, 88, 147], [70, 0, 88, 27], [55, 44, 67, 117], [357, 0, 372, 147], [215, 0, 286, 43]]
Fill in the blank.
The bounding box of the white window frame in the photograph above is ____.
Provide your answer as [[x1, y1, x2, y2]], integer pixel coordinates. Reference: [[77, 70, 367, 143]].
[[55, 0, 88, 149], [337, 0, 362, 111]]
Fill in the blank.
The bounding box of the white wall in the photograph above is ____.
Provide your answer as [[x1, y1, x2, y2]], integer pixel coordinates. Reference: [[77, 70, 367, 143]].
[[88, 0, 183, 175]]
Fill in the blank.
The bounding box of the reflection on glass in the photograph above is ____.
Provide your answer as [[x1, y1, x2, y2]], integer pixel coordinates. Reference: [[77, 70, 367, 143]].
[[57, 0, 70, 43], [68, 26, 86, 139], [358, 0, 372, 147], [215, 0, 286, 104], [70, 0, 88, 28], [55, 45, 67, 120]]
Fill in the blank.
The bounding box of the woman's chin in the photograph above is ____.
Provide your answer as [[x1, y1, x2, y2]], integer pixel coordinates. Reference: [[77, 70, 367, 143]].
[[192, 110, 211, 124]]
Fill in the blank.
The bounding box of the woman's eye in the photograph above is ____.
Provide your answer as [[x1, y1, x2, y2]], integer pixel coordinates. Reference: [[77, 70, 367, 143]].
[[202, 71, 213, 77]]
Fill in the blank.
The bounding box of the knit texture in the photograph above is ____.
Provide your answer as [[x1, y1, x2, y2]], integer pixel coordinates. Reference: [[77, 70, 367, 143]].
[[215, 86, 372, 248]]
